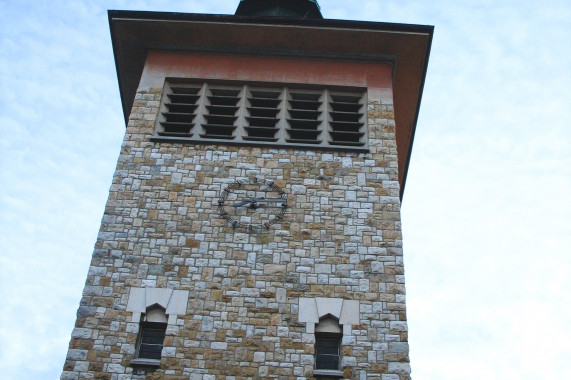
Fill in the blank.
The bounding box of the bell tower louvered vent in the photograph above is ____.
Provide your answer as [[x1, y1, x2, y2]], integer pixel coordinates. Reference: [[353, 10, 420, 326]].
[[244, 89, 282, 142], [286, 92, 323, 144], [329, 95, 365, 146], [154, 81, 368, 151], [200, 87, 241, 140], [329, 94, 365, 146], [158, 86, 201, 137]]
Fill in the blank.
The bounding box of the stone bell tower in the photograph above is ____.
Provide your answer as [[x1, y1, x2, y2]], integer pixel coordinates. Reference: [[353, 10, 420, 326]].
[[61, 1, 433, 379]]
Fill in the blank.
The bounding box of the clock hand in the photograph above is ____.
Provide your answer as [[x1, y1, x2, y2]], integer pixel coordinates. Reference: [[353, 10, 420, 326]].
[[231, 197, 288, 207], [232, 199, 253, 207], [248, 197, 286, 202]]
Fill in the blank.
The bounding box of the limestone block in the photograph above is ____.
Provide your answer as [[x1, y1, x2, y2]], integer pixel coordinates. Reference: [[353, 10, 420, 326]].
[[315, 264, 332, 274], [253, 352, 265, 362], [211, 342, 227, 350], [146, 289, 173, 309], [126, 288, 145, 313], [298, 298, 318, 322], [291, 185, 306, 194], [300, 354, 314, 365], [264, 264, 286, 275], [346, 191, 357, 201], [106, 363, 125, 373], [60, 372, 79, 380], [66, 349, 88, 361], [166, 290, 190, 315], [371, 261, 384, 273], [316, 297, 343, 319], [120, 344, 136, 355], [259, 366, 269, 376], [126, 323, 139, 333], [388, 362, 411, 375], [341, 356, 357, 366], [306, 322, 315, 333], [71, 328, 92, 339], [389, 342, 409, 353], [162, 346, 177, 357], [343, 324, 352, 336], [389, 321, 408, 331], [276, 288, 286, 303], [343, 299, 361, 323], [76, 306, 96, 318]]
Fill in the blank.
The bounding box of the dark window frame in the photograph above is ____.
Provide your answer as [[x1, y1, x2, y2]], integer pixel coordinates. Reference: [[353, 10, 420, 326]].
[[135, 321, 167, 361], [315, 331, 342, 371]]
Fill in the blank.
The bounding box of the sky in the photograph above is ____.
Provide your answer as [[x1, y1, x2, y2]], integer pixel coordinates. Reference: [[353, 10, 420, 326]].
[[0, 0, 569, 379]]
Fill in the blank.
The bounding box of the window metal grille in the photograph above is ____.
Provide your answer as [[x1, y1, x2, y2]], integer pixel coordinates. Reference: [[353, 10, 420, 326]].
[[136, 322, 167, 360], [154, 82, 368, 151], [315, 332, 342, 370]]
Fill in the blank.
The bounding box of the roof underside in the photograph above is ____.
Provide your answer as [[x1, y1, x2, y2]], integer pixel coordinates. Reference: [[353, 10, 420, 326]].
[[108, 10, 433, 199]]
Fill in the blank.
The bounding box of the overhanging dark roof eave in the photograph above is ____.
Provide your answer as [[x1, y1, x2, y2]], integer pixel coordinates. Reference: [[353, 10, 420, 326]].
[[108, 10, 433, 199]]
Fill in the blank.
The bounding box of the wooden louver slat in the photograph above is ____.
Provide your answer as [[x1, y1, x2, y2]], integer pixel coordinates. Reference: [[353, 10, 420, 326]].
[[200, 88, 240, 140], [243, 90, 281, 142], [329, 94, 365, 146], [159, 86, 200, 137], [286, 92, 322, 144]]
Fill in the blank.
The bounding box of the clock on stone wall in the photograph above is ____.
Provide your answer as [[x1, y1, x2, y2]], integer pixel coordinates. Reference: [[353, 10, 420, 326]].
[[218, 177, 288, 233]]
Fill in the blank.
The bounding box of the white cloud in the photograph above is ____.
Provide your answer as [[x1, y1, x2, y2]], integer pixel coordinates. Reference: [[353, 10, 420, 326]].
[[0, 0, 569, 378]]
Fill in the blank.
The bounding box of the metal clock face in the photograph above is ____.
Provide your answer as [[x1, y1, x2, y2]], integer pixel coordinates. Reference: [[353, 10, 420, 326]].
[[218, 177, 288, 232]]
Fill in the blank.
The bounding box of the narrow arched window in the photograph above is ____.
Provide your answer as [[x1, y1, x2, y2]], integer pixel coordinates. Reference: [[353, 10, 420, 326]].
[[135, 305, 167, 361], [315, 315, 342, 371]]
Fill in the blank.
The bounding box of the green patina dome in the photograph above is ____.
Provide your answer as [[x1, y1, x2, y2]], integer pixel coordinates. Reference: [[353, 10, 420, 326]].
[[235, 0, 323, 19]]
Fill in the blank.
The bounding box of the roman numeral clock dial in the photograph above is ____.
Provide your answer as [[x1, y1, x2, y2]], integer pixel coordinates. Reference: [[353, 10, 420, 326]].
[[218, 177, 288, 233]]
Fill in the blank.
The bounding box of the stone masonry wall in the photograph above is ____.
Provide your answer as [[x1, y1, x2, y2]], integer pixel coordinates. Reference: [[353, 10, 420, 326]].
[[61, 85, 410, 380]]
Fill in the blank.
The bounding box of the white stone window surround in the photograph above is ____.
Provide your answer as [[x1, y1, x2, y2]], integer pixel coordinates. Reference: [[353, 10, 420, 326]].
[[298, 298, 360, 378], [126, 288, 189, 367], [127, 287, 189, 324]]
